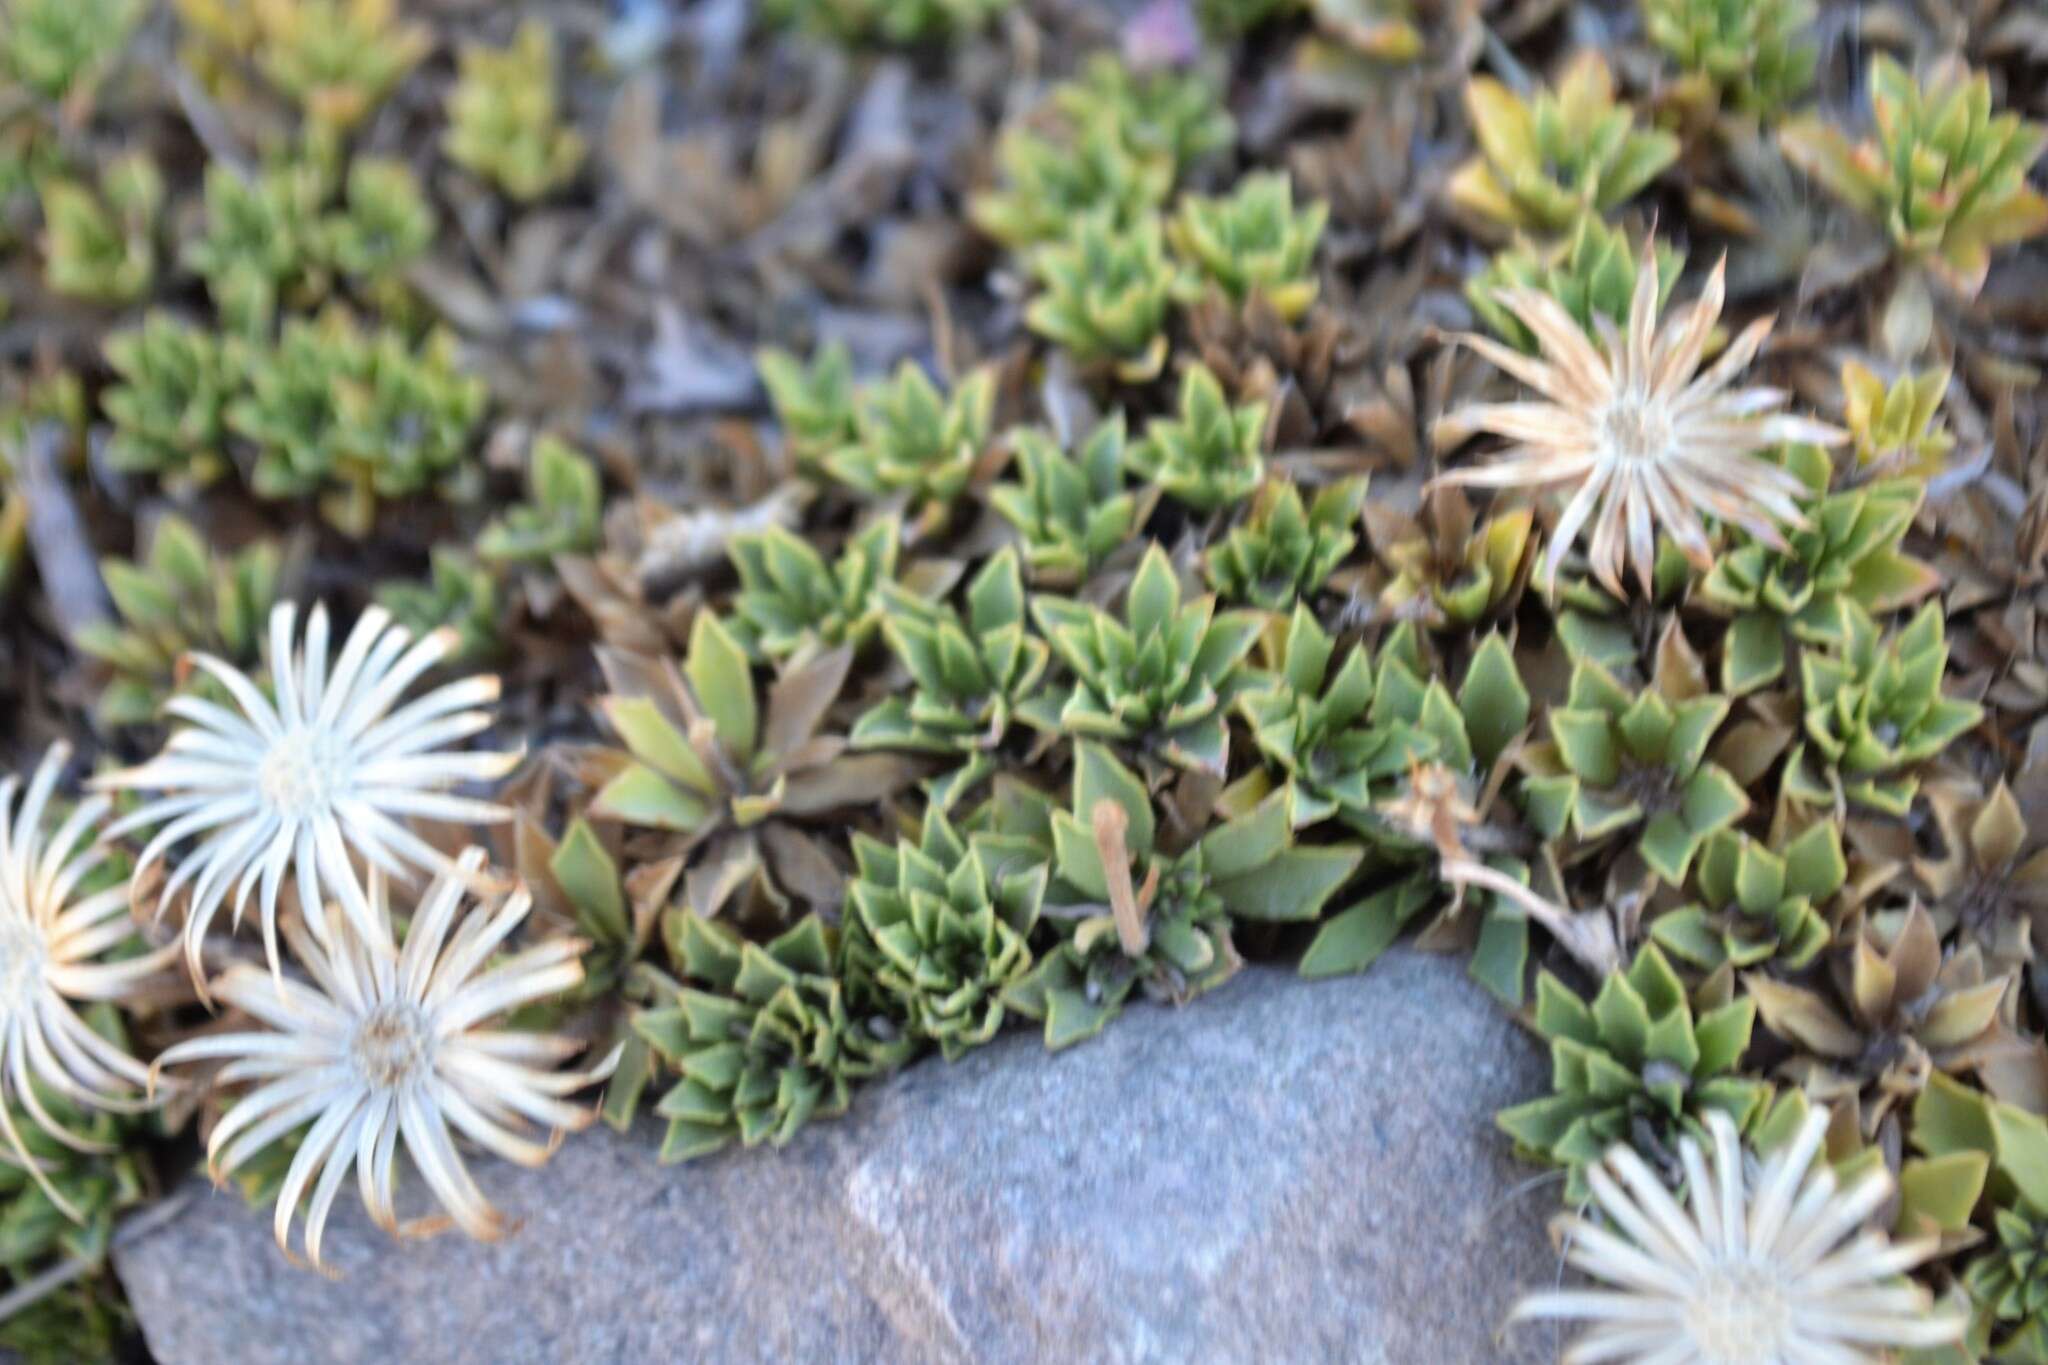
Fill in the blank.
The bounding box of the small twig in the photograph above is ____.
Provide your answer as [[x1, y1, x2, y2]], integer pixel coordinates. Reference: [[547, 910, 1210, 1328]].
[[0, 1190, 195, 1327], [1440, 856, 1619, 979], [16, 420, 110, 641], [1091, 800, 1150, 958]]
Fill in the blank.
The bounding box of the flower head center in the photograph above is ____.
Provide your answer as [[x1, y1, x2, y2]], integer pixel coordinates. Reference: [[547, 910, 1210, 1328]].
[[1600, 400, 1672, 467], [0, 918, 46, 1016], [259, 729, 351, 818], [351, 1002, 431, 1090], [1684, 1259, 1791, 1363]]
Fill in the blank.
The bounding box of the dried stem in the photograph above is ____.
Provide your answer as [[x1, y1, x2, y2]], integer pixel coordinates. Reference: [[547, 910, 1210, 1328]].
[[1091, 799, 1150, 957], [1440, 856, 1619, 978]]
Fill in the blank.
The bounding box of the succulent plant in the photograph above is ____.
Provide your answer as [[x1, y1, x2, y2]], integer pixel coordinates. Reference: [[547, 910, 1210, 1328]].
[[443, 20, 585, 201], [0, 370, 83, 470], [251, 0, 430, 132], [1779, 56, 2048, 297], [1235, 606, 1436, 832], [841, 805, 1046, 1060], [586, 611, 924, 919], [3, 1276, 130, 1365], [0, 1086, 146, 1364], [71, 515, 283, 728], [181, 162, 325, 335], [1020, 543, 1265, 777], [1294, 631, 1535, 992], [1752, 1080, 1989, 1246], [1466, 217, 1684, 355], [477, 435, 603, 566], [1496, 943, 1766, 1203], [1791, 600, 1983, 816], [1650, 821, 1844, 972], [100, 313, 242, 490], [728, 516, 901, 664], [1364, 488, 1535, 631], [375, 548, 501, 665], [1024, 211, 1179, 381], [1372, 628, 1533, 803], [760, 0, 1011, 44], [971, 123, 1174, 253], [852, 548, 1050, 805], [1206, 477, 1365, 612], [1168, 172, 1328, 322], [823, 361, 995, 508], [987, 417, 1146, 588], [311, 156, 433, 283], [171, 0, 260, 93], [1050, 53, 1235, 176], [1641, 0, 1818, 118], [515, 814, 663, 1008], [1546, 541, 1700, 676], [1900, 1076, 2048, 1355], [228, 309, 487, 534], [1917, 779, 2048, 969], [1747, 903, 2011, 1132], [1, 0, 142, 103], [1519, 652, 1748, 885], [1843, 360, 1954, 479], [1700, 442, 1941, 694], [1448, 51, 1680, 234], [1002, 743, 1360, 1048], [1126, 364, 1267, 515], [39, 153, 160, 304], [633, 913, 911, 1162], [1967, 1201, 2048, 1360], [758, 343, 858, 470]]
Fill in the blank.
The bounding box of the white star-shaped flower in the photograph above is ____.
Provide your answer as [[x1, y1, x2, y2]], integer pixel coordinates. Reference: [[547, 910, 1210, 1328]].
[[1439, 243, 1847, 597], [97, 602, 517, 983], [0, 745, 174, 1218], [1511, 1105, 1965, 1363], [156, 848, 618, 1269]]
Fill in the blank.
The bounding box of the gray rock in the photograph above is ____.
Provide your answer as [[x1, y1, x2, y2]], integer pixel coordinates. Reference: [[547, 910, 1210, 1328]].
[[116, 951, 1565, 1365]]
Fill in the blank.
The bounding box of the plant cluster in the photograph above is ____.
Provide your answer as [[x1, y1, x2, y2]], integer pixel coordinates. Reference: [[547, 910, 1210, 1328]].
[[39, 153, 160, 304], [1781, 55, 2048, 298], [443, 22, 585, 201], [972, 60, 1332, 379], [2, 3, 2046, 1359], [1641, 0, 1817, 118], [72, 514, 288, 727], [1449, 52, 1680, 234]]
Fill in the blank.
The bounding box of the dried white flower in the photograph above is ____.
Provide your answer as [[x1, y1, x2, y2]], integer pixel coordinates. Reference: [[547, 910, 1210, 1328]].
[[1438, 244, 1846, 597], [97, 602, 518, 982], [1510, 1106, 1965, 1363], [155, 848, 618, 1269], [0, 745, 173, 1218]]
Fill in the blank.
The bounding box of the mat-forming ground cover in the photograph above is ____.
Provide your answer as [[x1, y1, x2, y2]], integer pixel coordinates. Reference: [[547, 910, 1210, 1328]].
[[0, 0, 2044, 1359]]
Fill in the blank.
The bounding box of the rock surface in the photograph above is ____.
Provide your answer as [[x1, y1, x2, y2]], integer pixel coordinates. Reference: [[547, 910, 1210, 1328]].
[[117, 951, 1563, 1364]]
